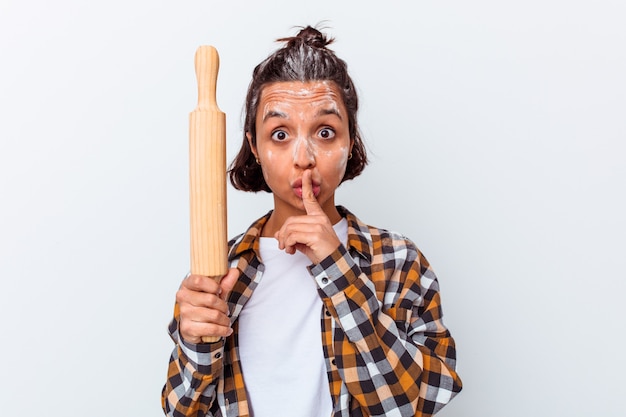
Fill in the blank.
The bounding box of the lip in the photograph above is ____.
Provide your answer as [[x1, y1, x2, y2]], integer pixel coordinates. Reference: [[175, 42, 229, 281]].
[[292, 178, 321, 198]]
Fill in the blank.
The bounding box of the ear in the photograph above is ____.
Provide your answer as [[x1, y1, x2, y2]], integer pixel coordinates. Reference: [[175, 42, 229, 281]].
[[246, 132, 258, 160]]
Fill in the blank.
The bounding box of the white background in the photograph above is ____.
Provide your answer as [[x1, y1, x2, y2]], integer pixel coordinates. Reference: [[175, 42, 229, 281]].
[[1, 1, 625, 416]]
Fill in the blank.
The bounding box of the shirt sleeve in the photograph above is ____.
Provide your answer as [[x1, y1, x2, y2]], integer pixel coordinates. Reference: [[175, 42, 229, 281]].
[[309, 241, 462, 416], [161, 302, 224, 417]]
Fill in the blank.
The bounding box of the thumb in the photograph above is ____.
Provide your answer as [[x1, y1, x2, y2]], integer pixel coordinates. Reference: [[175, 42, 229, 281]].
[[301, 169, 323, 216], [219, 268, 240, 300]]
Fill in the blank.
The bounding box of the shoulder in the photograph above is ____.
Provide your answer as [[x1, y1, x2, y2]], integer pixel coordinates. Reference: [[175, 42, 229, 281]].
[[341, 207, 440, 295], [339, 206, 423, 264]]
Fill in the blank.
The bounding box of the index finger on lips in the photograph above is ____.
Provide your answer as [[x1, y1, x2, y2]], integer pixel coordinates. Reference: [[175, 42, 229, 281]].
[[301, 170, 324, 216]]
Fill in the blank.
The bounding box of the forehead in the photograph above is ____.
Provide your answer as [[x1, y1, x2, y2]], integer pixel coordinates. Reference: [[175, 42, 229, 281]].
[[258, 81, 345, 110]]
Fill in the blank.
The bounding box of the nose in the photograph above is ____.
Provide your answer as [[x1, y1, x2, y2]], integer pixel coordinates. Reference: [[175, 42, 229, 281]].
[[293, 137, 316, 169]]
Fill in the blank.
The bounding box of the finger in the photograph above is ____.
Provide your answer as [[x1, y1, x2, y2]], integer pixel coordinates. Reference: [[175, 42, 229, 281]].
[[301, 170, 324, 216], [179, 319, 233, 343], [275, 217, 324, 250], [280, 229, 315, 251], [177, 287, 230, 315], [277, 223, 341, 263], [180, 304, 232, 328], [219, 268, 240, 301], [183, 274, 221, 294], [274, 231, 295, 253]]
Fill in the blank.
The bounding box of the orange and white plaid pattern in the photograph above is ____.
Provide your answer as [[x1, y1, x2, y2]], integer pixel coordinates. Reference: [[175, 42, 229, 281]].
[[162, 206, 462, 416]]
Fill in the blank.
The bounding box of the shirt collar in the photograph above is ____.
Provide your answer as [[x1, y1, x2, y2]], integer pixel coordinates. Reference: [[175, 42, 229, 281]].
[[338, 206, 373, 263], [227, 211, 271, 261]]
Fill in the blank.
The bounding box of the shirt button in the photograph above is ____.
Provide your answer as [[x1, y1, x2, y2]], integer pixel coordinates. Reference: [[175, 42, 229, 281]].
[[331, 359, 336, 366], [321, 277, 329, 285], [215, 352, 222, 359], [325, 309, 331, 317]]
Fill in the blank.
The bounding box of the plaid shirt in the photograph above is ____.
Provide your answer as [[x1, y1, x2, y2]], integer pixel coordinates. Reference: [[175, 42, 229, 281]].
[[162, 206, 462, 417]]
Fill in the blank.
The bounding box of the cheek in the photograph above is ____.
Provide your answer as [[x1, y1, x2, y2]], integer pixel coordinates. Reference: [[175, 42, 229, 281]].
[[323, 146, 350, 177], [336, 146, 350, 172], [341, 146, 349, 164], [260, 149, 275, 182]]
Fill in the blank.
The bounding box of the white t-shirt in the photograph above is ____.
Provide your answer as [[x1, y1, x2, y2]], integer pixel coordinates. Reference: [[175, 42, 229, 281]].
[[237, 218, 348, 417]]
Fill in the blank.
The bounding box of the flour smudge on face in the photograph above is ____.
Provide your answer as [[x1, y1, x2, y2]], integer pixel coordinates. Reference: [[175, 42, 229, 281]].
[[252, 80, 352, 218]]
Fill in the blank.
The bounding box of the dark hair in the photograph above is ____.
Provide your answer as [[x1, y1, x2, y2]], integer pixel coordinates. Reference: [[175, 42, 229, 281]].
[[229, 25, 368, 192]]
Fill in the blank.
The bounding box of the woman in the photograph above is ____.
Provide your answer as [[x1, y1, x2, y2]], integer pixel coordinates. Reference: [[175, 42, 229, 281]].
[[162, 26, 462, 417]]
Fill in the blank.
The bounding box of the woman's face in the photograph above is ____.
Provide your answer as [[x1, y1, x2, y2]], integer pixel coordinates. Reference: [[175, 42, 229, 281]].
[[248, 80, 352, 221]]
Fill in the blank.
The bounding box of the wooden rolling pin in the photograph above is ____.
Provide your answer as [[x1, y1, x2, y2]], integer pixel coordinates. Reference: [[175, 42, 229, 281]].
[[189, 45, 228, 343]]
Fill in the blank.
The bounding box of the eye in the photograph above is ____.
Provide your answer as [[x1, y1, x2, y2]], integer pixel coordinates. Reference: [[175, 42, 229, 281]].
[[271, 130, 288, 141], [318, 128, 336, 140]]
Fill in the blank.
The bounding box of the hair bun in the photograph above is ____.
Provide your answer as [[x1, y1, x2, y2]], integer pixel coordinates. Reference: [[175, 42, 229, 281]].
[[298, 26, 331, 48], [277, 25, 334, 49]]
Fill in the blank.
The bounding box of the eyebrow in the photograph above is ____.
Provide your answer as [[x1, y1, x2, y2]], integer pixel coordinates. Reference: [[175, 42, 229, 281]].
[[316, 107, 343, 120], [262, 110, 288, 122]]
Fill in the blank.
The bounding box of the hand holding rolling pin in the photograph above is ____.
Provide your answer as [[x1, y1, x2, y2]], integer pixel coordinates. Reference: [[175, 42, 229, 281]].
[[176, 269, 239, 343]]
